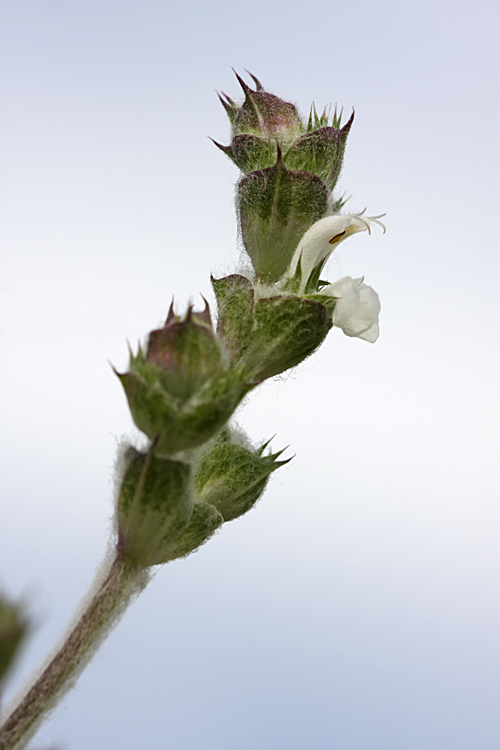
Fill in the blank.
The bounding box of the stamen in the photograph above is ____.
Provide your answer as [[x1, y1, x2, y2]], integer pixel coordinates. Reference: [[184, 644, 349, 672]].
[[366, 214, 387, 233], [353, 211, 387, 234], [329, 230, 347, 245], [356, 216, 372, 234]]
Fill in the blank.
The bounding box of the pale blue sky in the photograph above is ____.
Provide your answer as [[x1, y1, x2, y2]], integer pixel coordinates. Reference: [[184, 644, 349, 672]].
[[1, 0, 499, 748]]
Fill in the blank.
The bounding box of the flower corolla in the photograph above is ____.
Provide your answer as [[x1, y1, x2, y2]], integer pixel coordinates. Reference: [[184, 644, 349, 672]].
[[287, 212, 385, 292], [322, 276, 381, 343]]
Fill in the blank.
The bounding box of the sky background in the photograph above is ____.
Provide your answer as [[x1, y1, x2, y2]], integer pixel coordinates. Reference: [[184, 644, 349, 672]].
[[1, 0, 499, 748]]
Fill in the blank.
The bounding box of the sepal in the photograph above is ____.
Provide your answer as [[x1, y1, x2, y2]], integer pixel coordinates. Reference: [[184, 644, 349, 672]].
[[238, 150, 328, 281], [146, 303, 221, 401], [116, 443, 193, 567], [211, 135, 278, 173], [284, 113, 354, 192], [211, 277, 333, 379], [211, 274, 254, 355], [231, 71, 302, 143], [231, 134, 277, 172], [217, 91, 239, 125], [162, 501, 224, 561], [194, 428, 290, 521], [242, 294, 332, 381]]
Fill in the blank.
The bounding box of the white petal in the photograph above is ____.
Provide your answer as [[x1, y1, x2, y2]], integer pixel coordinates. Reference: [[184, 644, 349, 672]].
[[324, 277, 360, 328], [288, 214, 370, 290], [360, 283, 381, 316], [358, 323, 379, 343], [327, 278, 381, 343], [343, 283, 381, 334]]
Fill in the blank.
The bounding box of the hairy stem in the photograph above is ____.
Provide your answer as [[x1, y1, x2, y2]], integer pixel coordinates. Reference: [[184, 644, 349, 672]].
[[0, 550, 150, 750]]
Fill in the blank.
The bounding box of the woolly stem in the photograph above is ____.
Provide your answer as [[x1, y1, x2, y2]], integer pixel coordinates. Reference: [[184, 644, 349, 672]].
[[0, 550, 149, 750]]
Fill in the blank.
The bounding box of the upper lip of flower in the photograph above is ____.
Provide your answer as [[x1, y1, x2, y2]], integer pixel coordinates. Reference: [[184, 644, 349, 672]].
[[287, 211, 386, 292]]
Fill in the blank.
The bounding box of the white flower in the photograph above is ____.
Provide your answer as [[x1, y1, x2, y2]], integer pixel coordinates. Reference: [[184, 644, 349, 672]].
[[322, 276, 381, 343], [287, 212, 386, 292]]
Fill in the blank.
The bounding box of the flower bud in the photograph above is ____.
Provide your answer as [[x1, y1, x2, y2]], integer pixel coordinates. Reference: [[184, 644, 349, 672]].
[[116, 303, 247, 455], [213, 74, 354, 187], [238, 150, 328, 282], [194, 428, 289, 522], [117, 443, 194, 567], [0, 595, 28, 687]]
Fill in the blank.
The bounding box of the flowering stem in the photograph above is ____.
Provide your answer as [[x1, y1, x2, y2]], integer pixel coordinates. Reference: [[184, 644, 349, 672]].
[[0, 550, 150, 750]]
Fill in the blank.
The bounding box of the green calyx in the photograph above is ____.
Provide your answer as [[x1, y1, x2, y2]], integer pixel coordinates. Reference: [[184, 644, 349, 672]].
[[117, 444, 194, 567], [146, 302, 222, 400], [284, 115, 353, 192], [161, 501, 224, 561], [194, 427, 290, 522], [230, 71, 302, 143], [243, 293, 332, 381], [116, 424, 290, 567], [212, 134, 278, 174], [238, 150, 328, 282], [211, 274, 255, 355], [214, 115, 353, 190], [116, 303, 248, 456], [212, 274, 333, 382]]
